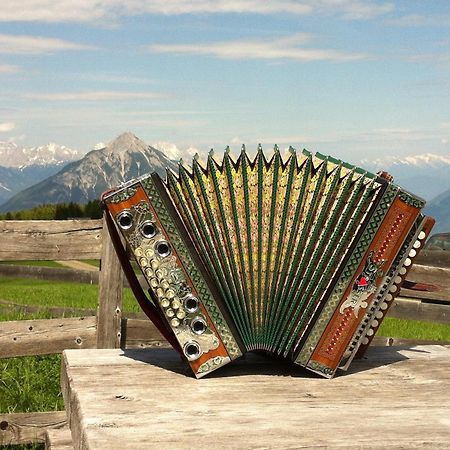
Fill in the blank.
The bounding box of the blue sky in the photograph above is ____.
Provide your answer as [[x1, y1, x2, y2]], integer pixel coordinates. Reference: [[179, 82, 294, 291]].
[[0, 0, 449, 164]]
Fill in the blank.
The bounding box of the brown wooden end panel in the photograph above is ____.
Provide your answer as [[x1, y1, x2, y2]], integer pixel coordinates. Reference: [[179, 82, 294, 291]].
[[106, 186, 230, 378], [354, 215, 435, 358], [307, 195, 421, 375]]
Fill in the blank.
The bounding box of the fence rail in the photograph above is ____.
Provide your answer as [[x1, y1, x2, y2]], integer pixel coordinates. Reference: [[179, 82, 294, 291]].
[[0, 219, 103, 261], [0, 218, 449, 447]]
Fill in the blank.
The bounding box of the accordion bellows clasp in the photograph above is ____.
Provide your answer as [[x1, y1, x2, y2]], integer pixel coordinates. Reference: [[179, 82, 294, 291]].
[[102, 146, 434, 378]]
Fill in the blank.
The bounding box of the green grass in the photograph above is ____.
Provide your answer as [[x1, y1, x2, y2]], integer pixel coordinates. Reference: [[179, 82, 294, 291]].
[[0, 277, 141, 313], [0, 260, 64, 268], [378, 316, 450, 341], [0, 310, 61, 450], [81, 259, 100, 268], [0, 310, 62, 412], [0, 353, 62, 414]]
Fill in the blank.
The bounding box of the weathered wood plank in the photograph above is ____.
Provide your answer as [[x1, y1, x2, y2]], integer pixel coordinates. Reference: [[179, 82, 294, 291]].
[[387, 297, 450, 324], [0, 411, 66, 446], [62, 346, 450, 450], [121, 318, 169, 349], [96, 215, 123, 349], [45, 427, 73, 450], [402, 264, 450, 303], [0, 317, 96, 358], [0, 220, 103, 261]]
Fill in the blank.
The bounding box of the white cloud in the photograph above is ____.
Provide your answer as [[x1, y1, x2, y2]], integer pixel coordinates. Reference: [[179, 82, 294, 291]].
[[149, 33, 368, 63], [79, 73, 156, 85], [7, 134, 26, 142], [127, 0, 313, 16], [386, 14, 450, 27], [152, 140, 182, 159], [0, 34, 95, 55], [257, 134, 326, 145], [0, 121, 15, 132], [293, 1, 394, 21], [0, 63, 19, 72], [363, 153, 450, 167], [21, 91, 164, 101], [0, 0, 393, 24], [0, 1, 109, 23], [403, 53, 450, 67], [152, 140, 199, 160]]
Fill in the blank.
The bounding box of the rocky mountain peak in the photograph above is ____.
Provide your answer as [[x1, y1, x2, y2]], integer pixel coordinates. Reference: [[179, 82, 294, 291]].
[[106, 132, 147, 155], [0, 132, 178, 212]]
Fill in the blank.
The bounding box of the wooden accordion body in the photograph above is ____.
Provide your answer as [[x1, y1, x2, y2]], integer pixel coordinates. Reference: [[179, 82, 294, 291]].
[[102, 148, 434, 378]]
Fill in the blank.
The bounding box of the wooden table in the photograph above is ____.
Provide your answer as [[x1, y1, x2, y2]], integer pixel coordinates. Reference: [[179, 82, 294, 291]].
[[62, 345, 450, 449]]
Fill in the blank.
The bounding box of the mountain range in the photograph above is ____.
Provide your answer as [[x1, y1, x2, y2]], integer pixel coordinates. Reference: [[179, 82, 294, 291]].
[[425, 189, 450, 234], [0, 141, 79, 168], [0, 142, 80, 204], [0, 136, 449, 233], [362, 153, 450, 233], [0, 132, 177, 212], [362, 153, 450, 201]]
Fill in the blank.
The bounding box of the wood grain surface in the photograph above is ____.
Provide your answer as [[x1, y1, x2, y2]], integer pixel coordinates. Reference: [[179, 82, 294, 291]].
[[0, 317, 96, 358], [0, 411, 66, 446], [45, 427, 74, 450], [62, 345, 450, 449], [96, 215, 123, 349], [0, 220, 103, 260]]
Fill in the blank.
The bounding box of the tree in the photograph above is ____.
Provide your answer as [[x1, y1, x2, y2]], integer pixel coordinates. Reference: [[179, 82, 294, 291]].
[[84, 200, 103, 219]]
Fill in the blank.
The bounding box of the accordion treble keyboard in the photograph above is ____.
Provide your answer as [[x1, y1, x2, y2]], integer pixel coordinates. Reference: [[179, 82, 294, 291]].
[[102, 147, 434, 378]]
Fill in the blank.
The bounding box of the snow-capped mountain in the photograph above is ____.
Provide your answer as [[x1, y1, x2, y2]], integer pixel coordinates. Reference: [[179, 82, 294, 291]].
[[426, 188, 450, 233], [0, 132, 177, 212], [361, 153, 450, 201], [0, 141, 79, 168], [0, 141, 81, 204]]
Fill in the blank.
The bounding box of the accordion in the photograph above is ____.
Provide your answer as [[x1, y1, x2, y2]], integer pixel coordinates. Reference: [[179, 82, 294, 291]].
[[102, 147, 434, 378]]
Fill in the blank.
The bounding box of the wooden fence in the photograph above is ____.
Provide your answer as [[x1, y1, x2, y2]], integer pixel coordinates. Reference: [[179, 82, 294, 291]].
[[0, 218, 167, 447], [0, 218, 449, 447]]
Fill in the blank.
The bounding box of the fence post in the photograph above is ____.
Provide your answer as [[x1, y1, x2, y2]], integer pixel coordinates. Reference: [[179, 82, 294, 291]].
[[96, 213, 124, 348]]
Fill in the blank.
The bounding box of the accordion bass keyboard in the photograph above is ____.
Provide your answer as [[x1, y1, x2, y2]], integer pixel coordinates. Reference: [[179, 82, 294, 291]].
[[102, 147, 434, 378]]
